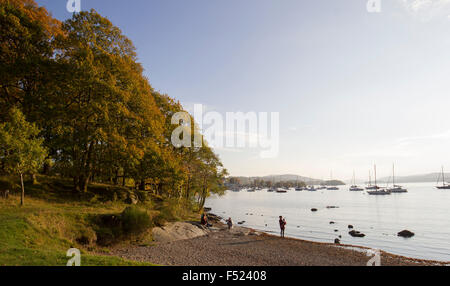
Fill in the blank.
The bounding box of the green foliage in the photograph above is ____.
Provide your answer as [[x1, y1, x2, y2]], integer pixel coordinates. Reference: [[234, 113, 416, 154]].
[[120, 206, 151, 235], [0, 193, 154, 266], [0, 107, 47, 176]]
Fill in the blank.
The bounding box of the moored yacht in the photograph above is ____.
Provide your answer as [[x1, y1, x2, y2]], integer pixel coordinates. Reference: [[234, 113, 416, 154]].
[[387, 164, 407, 193], [436, 167, 450, 189], [327, 171, 339, 190], [349, 185, 364, 191], [367, 189, 391, 195], [367, 165, 391, 195], [294, 176, 303, 191], [307, 186, 317, 192], [365, 170, 381, 190], [349, 171, 364, 191], [388, 185, 407, 193]]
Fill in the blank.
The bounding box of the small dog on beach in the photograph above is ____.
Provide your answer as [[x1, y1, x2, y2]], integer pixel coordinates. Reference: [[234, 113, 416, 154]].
[[0, 189, 9, 199]]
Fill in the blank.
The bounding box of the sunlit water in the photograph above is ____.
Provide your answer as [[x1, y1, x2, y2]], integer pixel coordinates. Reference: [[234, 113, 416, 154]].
[[206, 183, 450, 262]]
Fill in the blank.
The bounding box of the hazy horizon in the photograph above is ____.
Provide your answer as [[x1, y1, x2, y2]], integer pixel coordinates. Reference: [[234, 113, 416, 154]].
[[37, 0, 450, 180]]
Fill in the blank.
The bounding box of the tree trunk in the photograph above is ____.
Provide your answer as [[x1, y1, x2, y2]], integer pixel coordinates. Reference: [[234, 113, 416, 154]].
[[43, 161, 50, 175], [73, 176, 80, 192], [113, 169, 119, 185], [185, 176, 191, 199], [30, 173, 37, 185], [79, 174, 90, 193], [20, 173, 25, 206], [139, 180, 146, 191]]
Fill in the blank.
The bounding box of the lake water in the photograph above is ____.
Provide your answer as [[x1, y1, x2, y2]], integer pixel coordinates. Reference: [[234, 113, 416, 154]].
[[206, 183, 450, 262]]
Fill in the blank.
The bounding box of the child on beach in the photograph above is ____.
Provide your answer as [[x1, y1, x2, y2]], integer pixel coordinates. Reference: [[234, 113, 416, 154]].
[[201, 213, 213, 228], [279, 216, 287, 238], [226, 217, 233, 230]]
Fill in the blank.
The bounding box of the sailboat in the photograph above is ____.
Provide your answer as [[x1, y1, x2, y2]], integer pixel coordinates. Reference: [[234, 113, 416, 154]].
[[387, 164, 407, 193], [307, 185, 317, 191], [349, 171, 364, 191], [436, 167, 450, 189], [326, 171, 339, 190], [276, 187, 288, 193], [367, 165, 391, 195], [295, 176, 303, 191], [365, 170, 380, 190]]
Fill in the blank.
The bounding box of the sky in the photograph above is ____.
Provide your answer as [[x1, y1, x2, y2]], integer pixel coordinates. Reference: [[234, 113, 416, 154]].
[[36, 0, 450, 181]]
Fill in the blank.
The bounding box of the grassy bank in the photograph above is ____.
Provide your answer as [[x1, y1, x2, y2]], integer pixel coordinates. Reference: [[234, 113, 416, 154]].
[[0, 176, 198, 266]]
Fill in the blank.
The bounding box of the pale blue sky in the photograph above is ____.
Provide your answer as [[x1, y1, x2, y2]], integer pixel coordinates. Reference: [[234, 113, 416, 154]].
[[37, 0, 450, 180]]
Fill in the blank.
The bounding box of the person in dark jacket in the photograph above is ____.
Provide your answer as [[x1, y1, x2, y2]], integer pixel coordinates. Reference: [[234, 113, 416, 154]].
[[279, 216, 287, 238]]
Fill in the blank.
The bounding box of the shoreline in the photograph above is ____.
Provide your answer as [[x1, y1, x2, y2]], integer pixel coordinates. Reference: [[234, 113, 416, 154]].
[[111, 213, 448, 266], [209, 212, 449, 266]]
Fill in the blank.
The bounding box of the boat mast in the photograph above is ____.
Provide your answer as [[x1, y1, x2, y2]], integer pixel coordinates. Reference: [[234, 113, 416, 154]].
[[374, 165, 377, 188], [392, 164, 395, 187], [442, 166, 445, 186]]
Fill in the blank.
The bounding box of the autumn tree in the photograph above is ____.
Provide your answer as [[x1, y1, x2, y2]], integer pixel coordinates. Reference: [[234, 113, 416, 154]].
[[50, 10, 164, 192], [0, 0, 61, 119], [0, 1, 227, 210]]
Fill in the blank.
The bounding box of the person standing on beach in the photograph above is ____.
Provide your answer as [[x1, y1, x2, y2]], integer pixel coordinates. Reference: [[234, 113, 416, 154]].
[[279, 216, 286, 238], [226, 217, 233, 230]]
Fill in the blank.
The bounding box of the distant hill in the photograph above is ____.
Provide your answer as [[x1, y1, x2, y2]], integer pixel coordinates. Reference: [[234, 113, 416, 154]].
[[229, 174, 345, 186], [378, 173, 449, 184]]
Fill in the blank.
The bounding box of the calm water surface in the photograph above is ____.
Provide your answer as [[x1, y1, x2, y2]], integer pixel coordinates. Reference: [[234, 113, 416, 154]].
[[206, 183, 450, 262]]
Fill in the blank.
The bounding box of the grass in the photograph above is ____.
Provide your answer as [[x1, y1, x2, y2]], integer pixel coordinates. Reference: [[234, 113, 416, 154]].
[[0, 175, 199, 266], [0, 195, 155, 266]]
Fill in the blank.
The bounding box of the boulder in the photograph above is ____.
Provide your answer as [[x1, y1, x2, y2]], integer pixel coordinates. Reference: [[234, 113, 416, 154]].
[[311, 208, 318, 212], [152, 222, 209, 243], [330, 221, 335, 224], [206, 213, 221, 223], [349, 230, 365, 238], [398, 230, 415, 238], [334, 238, 341, 244], [348, 225, 354, 229]]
